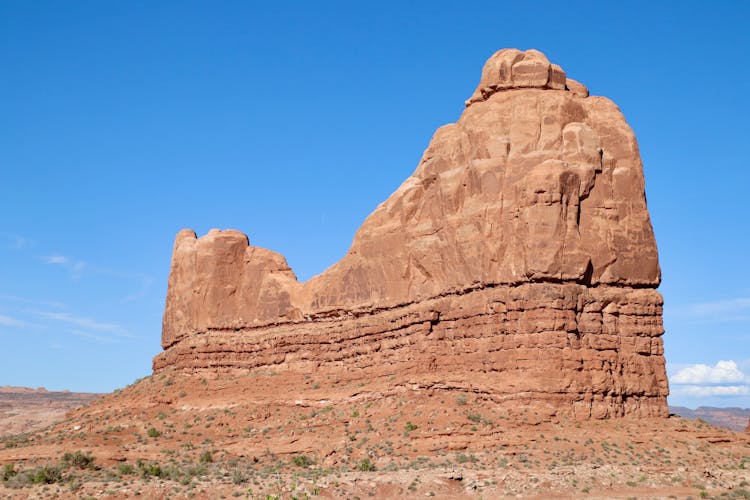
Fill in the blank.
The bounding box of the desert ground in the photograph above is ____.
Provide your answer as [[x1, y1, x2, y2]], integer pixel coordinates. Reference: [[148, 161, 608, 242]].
[[1, 371, 749, 499]]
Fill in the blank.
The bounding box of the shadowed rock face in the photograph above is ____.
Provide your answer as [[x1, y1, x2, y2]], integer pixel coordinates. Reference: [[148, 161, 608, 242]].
[[156, 49, 668, 420]]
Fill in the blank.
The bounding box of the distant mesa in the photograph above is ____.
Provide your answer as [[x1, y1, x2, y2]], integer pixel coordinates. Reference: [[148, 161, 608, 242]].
[[0, 386, 49, 394], [155, 48, 667, 421], [0, 387, 102, 435], [670, 406, 750, 433]]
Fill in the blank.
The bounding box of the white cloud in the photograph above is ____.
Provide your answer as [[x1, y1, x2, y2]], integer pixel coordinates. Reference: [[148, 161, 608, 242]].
[[673, 385, 750, 397], [672, 360, 748, 385], [669, 360, 750, 402], [42, 254, 70, 265], [40, 254, 86, 278]]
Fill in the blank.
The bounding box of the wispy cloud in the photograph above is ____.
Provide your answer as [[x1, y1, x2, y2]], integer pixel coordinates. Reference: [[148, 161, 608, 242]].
[[69, 329, 125, 344], [39, 253, 152, 301], [32, 310, 131, 337], [42, 254, 70, 265], [0, 314, 27, 328], [667, 296, 750, 323], [689, 297, 750, 316], [1, 240, 149, 346], [13, 235, 31, 250], [0, 305, 135, 343], [40, 254, 86, 278], [0, 232, 33, 250], [0, 294, 67, 310]]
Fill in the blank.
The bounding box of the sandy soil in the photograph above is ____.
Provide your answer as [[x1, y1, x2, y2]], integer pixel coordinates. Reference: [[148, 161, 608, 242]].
[[1, 371, 748, 499]]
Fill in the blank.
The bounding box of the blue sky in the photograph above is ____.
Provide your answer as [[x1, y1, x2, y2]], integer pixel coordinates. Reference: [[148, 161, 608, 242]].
[[1, 1, 748, 409]]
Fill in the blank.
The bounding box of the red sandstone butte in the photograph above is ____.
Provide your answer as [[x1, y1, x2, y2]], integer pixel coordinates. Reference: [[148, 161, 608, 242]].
[[155, 48, 668, 421]]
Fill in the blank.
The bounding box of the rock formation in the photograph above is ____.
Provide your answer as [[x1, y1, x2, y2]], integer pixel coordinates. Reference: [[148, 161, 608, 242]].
[[155, 48, 669, 420]]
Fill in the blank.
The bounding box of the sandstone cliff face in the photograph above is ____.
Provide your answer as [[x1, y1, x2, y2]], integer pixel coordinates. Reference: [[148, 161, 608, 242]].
[[156, 49, 668, 420]]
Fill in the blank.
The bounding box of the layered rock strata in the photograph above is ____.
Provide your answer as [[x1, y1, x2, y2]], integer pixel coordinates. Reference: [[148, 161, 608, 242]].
[[155, 48, 669, 419]]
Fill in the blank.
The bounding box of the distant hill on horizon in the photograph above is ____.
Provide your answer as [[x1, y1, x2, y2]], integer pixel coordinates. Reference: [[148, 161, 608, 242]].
[[0, 386, 102, 436], [670, 405, 750, 432]]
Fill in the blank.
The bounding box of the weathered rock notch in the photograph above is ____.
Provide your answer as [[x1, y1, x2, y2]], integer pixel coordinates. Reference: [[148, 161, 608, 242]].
[[155, 48, 668, 420]]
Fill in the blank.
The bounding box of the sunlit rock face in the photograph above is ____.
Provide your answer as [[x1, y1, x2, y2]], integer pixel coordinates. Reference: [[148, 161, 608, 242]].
[[155, 49, 668, 421]]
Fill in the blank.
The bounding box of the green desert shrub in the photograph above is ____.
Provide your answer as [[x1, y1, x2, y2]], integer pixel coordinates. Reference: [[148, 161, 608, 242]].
[[5, 465, 65, 486], [358, 458, 376, 471], [31, 465, 63, 484], [62, 450, 95, 469], [1, 463, 16, 482], [231, 468, 247, 484], [136, 460, 164, 479], [291, 455, 313, 467], [117, 463, 135, 476]]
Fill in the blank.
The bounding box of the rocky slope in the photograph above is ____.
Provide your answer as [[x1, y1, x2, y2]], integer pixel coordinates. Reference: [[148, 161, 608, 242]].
[[156, 48, 668, 420], [1, 374, 749, 499]]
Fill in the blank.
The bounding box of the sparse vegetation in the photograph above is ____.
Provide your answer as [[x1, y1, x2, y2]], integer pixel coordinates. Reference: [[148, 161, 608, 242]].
[[358, 458, 376, 471], [1, 374, 747, 498], [117, 463, 135, 476], [291, 455, 313, 467], [5, 465, 63, 487], [1, 463, 16, 481], [62, 450, 95, 469], [136, 460, 164, 479]]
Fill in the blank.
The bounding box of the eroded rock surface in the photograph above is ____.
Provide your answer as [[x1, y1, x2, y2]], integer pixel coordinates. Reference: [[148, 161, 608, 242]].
[[155, 48, 668, 420]]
